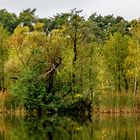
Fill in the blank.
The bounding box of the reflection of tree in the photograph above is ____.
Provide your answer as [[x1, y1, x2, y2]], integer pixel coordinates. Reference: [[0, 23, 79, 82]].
[[24, 115, 90, 140], [0, 115, 140, 140]]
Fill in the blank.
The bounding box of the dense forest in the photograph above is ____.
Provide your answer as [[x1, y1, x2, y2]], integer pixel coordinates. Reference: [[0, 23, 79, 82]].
[[0, 8, 140, 115]]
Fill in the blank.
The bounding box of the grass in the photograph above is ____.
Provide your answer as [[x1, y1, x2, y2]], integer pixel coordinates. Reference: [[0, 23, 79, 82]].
[[0, 91, 26, 116], [0, 91, 140, 115], [93, 92, 140, 113]]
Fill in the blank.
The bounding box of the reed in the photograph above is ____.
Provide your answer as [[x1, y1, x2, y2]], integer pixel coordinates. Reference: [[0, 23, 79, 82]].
[[0, 91, 140, 115], [0, 91, 26, 115], [93, 92, 140, 114]]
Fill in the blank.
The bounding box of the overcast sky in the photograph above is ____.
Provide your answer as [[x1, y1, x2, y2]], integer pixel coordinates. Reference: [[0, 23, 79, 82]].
[[0, 0, 139, 20]]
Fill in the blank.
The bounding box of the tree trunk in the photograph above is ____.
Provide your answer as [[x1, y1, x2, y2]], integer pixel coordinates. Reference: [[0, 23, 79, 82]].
[[89, 45, 93, 95], [72, 23, 77, 92], [121, 69, 129, 93], [134, 76, 138, 95], [80, 61, 83, 87], [118, 66, 121, 93], [1, 63, 4, 92]]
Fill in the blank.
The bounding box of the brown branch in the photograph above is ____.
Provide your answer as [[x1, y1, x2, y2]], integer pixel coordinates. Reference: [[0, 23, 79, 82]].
[[39, 57, 62, 79], [15, 45, 27, 67]]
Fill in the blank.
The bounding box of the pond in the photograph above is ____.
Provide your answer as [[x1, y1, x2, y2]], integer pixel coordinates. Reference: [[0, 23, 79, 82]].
[[0, 114, 139, 140]]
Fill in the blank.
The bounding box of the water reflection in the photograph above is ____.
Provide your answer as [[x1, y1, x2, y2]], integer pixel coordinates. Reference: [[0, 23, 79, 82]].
[[0, 114, 139, 140]]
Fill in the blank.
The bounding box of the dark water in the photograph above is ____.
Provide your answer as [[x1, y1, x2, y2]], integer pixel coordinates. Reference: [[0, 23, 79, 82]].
[[0, 114, 139, 140]]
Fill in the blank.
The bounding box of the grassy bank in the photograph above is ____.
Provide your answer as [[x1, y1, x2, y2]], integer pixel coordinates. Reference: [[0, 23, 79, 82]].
[[0, 92, 25, 116], [0, 92, 140, 115], [93, 93, 140, 114]]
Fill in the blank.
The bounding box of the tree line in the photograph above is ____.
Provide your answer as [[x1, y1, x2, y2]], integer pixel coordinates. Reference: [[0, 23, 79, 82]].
[[0, 8, 140, 114]]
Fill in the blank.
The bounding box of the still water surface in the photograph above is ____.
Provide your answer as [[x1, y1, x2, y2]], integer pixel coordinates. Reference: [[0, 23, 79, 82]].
[[0, 114, 139, 140]]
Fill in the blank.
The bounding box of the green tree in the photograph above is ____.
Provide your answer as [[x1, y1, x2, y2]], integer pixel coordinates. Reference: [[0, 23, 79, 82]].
[[104, 32, 128, 93], [0, 25, 8, 91], [89, 14, 130, 42], [125, 21, 140, 94], [10, 24, 64, 112], [0, 9, 18, 33], [19, 8, 37, 30]]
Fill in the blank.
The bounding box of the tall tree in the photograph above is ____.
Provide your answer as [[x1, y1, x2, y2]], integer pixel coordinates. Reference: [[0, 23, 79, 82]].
[[19, 8, 37, 30], [0, 9, 18, 33], [104, 32, 128, 93], [0, 25, 8, 91], [125, 21, 140, 95]]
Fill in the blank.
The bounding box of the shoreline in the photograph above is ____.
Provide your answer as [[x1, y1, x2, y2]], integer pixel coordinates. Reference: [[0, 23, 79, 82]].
[[92, 107, 140, 114], [0, 107, 140, 116]]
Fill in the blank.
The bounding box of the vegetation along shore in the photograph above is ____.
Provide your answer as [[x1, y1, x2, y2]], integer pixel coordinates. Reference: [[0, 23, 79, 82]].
[[0, 8, 140, 116]]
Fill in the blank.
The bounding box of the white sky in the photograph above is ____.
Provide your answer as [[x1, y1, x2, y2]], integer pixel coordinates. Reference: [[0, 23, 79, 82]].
[[0, 0, 139, 20]]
